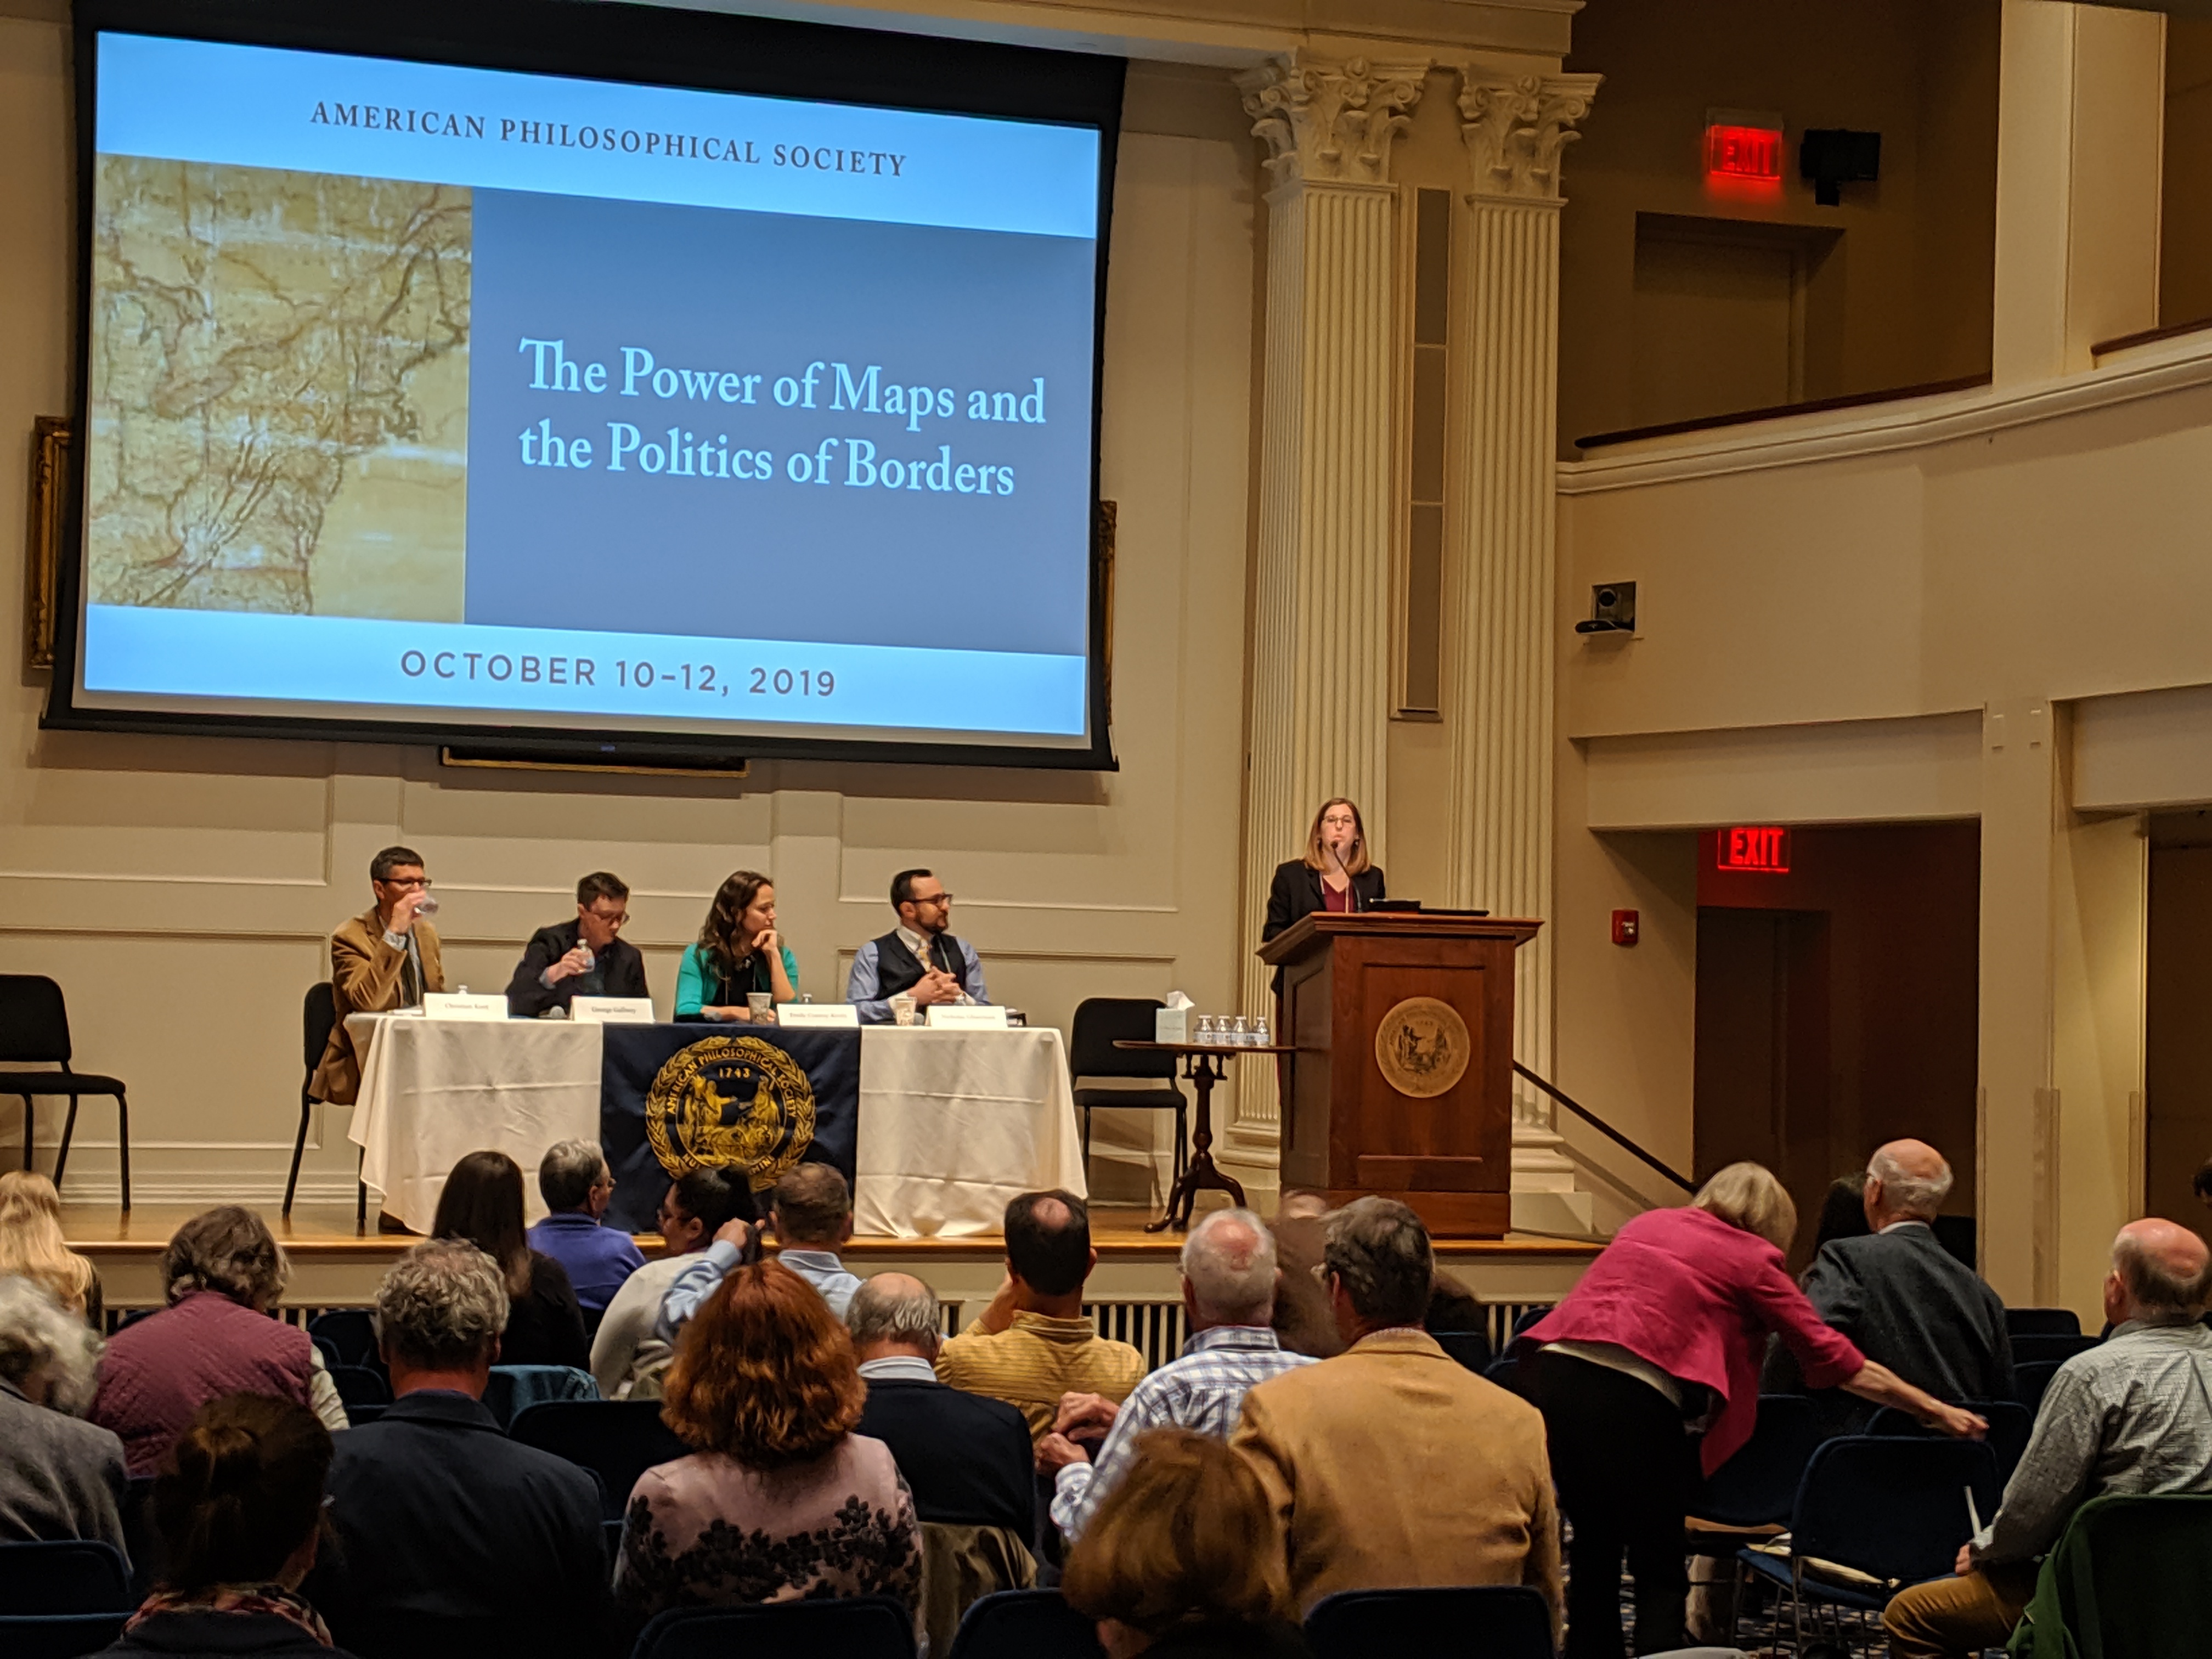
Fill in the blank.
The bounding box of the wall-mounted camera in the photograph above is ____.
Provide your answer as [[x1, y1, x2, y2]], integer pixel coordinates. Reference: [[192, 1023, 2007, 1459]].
[[1575, 581, 1637, 635]]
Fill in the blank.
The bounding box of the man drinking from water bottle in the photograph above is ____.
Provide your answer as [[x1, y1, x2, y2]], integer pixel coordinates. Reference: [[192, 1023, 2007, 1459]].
[[506, 871, 649, 1017]]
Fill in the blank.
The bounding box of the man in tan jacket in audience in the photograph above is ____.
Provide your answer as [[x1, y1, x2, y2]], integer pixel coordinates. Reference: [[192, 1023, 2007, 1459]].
[[1230, 1196, 1561, 1630], [311, 845, 446, 1107]]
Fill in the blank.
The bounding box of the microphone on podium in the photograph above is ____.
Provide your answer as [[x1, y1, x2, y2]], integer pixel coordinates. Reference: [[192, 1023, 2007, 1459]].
[[1329, 839, 1360, 913]]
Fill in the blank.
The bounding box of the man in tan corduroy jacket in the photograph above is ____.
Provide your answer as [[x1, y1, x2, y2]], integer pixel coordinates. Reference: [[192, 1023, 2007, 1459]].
[[311, 845, 445, 1107], [1231, 1197, 1562, 1632]]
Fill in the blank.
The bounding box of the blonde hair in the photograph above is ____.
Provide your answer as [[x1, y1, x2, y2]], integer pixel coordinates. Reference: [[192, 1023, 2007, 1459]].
[[0, 1171, 95, 1314], [1302, 798, 1372, 877], [1693, 1162, 1797, 1252]]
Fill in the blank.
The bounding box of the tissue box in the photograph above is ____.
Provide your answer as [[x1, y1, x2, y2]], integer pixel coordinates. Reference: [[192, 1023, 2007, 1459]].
[[1155, 1006, 1190, 1043]]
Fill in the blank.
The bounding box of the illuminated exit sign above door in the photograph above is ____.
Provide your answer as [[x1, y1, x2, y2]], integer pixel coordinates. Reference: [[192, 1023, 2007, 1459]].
[[1704, 109, 1785, 185], [1719, 826, 1792, 873]]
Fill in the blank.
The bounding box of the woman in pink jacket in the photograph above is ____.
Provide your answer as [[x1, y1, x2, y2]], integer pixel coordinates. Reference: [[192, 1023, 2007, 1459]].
[[1523, 1163, 1984, 1659]]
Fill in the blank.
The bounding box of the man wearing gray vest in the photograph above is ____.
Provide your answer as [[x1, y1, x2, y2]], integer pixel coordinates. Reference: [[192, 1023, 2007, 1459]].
[[846, 868, 990, 1022]]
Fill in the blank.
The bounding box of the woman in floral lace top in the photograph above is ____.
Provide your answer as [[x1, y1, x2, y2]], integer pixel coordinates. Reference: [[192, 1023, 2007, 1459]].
[[614, 1257, 920, 1623]]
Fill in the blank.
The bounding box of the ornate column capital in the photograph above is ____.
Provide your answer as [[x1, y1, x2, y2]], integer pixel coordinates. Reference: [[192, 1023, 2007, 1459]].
[[1236, 53, 1431, 188], [1455, 70, 1601, 202]]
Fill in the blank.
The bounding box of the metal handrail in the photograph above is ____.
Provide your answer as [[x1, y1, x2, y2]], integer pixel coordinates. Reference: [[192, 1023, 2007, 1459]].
[[1513, 1060, 1696, 1193]]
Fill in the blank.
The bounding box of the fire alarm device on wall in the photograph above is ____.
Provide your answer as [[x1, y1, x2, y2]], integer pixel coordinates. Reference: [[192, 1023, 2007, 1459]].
[[1611, 909, 1639, 946]]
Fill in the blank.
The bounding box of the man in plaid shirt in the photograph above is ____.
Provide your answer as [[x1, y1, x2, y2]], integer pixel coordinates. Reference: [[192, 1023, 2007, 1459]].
[[1883, 1217, 2212, 1658], [1039, 1206, 1313, 1540]]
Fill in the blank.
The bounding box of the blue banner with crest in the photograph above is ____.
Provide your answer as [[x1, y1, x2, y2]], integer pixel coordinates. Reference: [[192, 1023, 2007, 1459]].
[[598, 1023, 860, 1234]]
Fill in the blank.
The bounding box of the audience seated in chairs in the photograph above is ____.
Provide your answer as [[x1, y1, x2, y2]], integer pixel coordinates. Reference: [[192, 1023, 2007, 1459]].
[[936, 1190, 1144, 1442], [1522, 1161, 1983, 1659], [305, 1239, 607, 1659], [95, 1394, 348, 1658], [89, 1207, 344, 1479], [0, 1170, 104, 1326], [1229, 1198, 1560, 1626], [1763, 1139, 2014, 1430], [0, 1275, 127, 1554], [848, 1272, 1037, 1653], [591, 1168, 754, 1400], [525, 1141, 644, 1326], [1063, 1426, 1308, 1659], [614, 1259, 921, 1626], [656, 1165, 860, 1346], [433, 1150, 590, 1371], [1044, 1209, 1312, 1543], [1883, 1218, 2212, 1659]]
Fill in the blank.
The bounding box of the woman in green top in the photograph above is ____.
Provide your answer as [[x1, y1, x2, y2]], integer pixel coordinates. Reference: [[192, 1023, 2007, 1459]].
[[675, 870, 799, 1021]]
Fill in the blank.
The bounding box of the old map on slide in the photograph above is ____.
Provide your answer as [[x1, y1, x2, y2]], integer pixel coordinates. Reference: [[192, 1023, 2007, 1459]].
[[88, 157, 471, 620]]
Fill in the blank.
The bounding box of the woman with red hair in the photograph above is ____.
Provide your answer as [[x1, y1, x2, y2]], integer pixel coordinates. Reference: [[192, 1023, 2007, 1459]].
[[614, 1259, 919, 1621]]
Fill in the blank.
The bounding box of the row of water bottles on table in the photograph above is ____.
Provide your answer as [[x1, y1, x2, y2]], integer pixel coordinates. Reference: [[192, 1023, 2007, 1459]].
[[1192, 1013, 1272, 1047]]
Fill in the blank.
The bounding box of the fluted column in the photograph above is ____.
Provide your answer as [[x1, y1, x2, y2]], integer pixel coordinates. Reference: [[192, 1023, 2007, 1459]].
[[1447, 70, 1599, 1125], [1228, 54, 1427, 1156]]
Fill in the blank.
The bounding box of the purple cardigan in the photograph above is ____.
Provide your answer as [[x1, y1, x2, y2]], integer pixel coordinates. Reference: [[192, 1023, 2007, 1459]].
[[91, 1291, 315, 1477], [1525, 1206, 1864, 1473]]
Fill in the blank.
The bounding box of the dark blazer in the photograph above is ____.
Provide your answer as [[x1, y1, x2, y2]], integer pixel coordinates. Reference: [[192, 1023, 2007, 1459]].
[[498, 1254, 592, 1371], [856, 1375, 1036, 1538], [94, 1611, 363, 1658], [1763, 1221, 2014, 1427], [305, 1390, 606, 1659], [505, 920, 649, 1017], [1262, 860, 1385, 992], [1262, 860, 1386, 944]]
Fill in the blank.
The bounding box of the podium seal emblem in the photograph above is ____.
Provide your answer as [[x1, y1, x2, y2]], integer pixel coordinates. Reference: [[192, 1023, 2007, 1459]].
[[1374, 997, 1471, 1098], [646, 1035, 815, 1190]]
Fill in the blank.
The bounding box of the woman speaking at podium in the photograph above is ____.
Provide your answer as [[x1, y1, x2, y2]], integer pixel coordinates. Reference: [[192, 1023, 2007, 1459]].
[[1263, 798, 1385, 944], [676, 870, 800, 1022]]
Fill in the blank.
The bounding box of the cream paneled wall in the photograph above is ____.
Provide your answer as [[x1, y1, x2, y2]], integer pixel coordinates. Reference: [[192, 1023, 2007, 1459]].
[[0, 22, 1259, 1207]]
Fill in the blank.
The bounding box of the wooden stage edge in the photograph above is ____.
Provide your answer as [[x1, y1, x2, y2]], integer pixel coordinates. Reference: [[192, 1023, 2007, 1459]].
[[60, 1202, 1601, 1314]]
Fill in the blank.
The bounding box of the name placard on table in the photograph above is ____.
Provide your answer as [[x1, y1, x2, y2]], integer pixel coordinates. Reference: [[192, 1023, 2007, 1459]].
[[571, 996, 657, 1024], [778, 1003, 861, 1028], [926, 1004, 1011, 1029], [424, 992, 507, 1021]]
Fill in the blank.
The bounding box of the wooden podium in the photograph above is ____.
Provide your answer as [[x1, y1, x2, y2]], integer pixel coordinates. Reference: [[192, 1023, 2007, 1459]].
[[1257, 911, 1541, 1238]]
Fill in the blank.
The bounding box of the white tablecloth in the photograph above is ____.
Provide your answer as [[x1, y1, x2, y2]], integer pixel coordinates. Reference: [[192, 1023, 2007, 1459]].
[[853, 1026, 1085, 1238], [347, 1016, 1082, 1237]]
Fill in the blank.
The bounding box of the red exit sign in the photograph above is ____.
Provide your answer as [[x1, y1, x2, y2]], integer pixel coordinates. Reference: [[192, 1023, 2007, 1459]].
[[1719, 826, 1791, 873], [1705, 122, 1782, 182]]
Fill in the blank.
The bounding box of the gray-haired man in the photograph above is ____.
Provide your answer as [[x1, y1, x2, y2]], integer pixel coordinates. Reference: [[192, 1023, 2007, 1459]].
[[1765, 1138, 2012, 1425], [849, 1273, 1035, 1542], [1040, 1206, 1314, 1541], [308, 1240, 607, 1658]]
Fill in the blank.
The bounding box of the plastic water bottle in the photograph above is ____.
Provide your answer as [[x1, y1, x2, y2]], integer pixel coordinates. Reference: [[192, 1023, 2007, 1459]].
[[1195, 1014, 1217, 1046], [1229, 1015, 1250, 1046], [1254, 1015, 1273, 1047]]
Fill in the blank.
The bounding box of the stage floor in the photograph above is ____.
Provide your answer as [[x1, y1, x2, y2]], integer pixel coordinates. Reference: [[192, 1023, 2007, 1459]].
[[61, 1200, 1599, 1327]]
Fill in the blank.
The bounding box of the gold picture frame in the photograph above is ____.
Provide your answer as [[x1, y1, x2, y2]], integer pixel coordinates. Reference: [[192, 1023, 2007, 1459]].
[[25, 415, 71, 672]]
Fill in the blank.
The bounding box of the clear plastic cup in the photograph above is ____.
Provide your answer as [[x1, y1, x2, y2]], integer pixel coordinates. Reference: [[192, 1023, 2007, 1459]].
[[747, 992, 773, 1022], [413, 892, 439, 918], [891, 994, 918, 1027]]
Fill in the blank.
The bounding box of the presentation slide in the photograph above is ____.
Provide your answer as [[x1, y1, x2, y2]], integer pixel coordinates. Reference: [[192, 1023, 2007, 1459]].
[[74, 31, 1104, 752]]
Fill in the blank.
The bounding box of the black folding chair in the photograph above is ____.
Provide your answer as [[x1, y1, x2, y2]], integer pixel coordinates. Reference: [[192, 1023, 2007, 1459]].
[[308, 1309, 381, 1368], [2013, 1333, 2099, 1365], [285, 983, 366, 1224], [511, 1400, 689, 1522], [1431, 1329, 1494, 1373], [0, 976, 130, 1207], [1739, 1435, 2000, 1652], [1690, 1395, 1821, 1533], [329, 1364, 391, 1412], [0, 1539, 132, 1612], [946, 1589, 1105, 1659], [2016, 1358, 2066, 1417], [1306, 1585, 1553, 1659], [631, 1597, 916, 1659], [1067, 998, 1186, 1194], [2005, 1306, 2082, 1338], [1867, 1400, 2034, 1483]]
